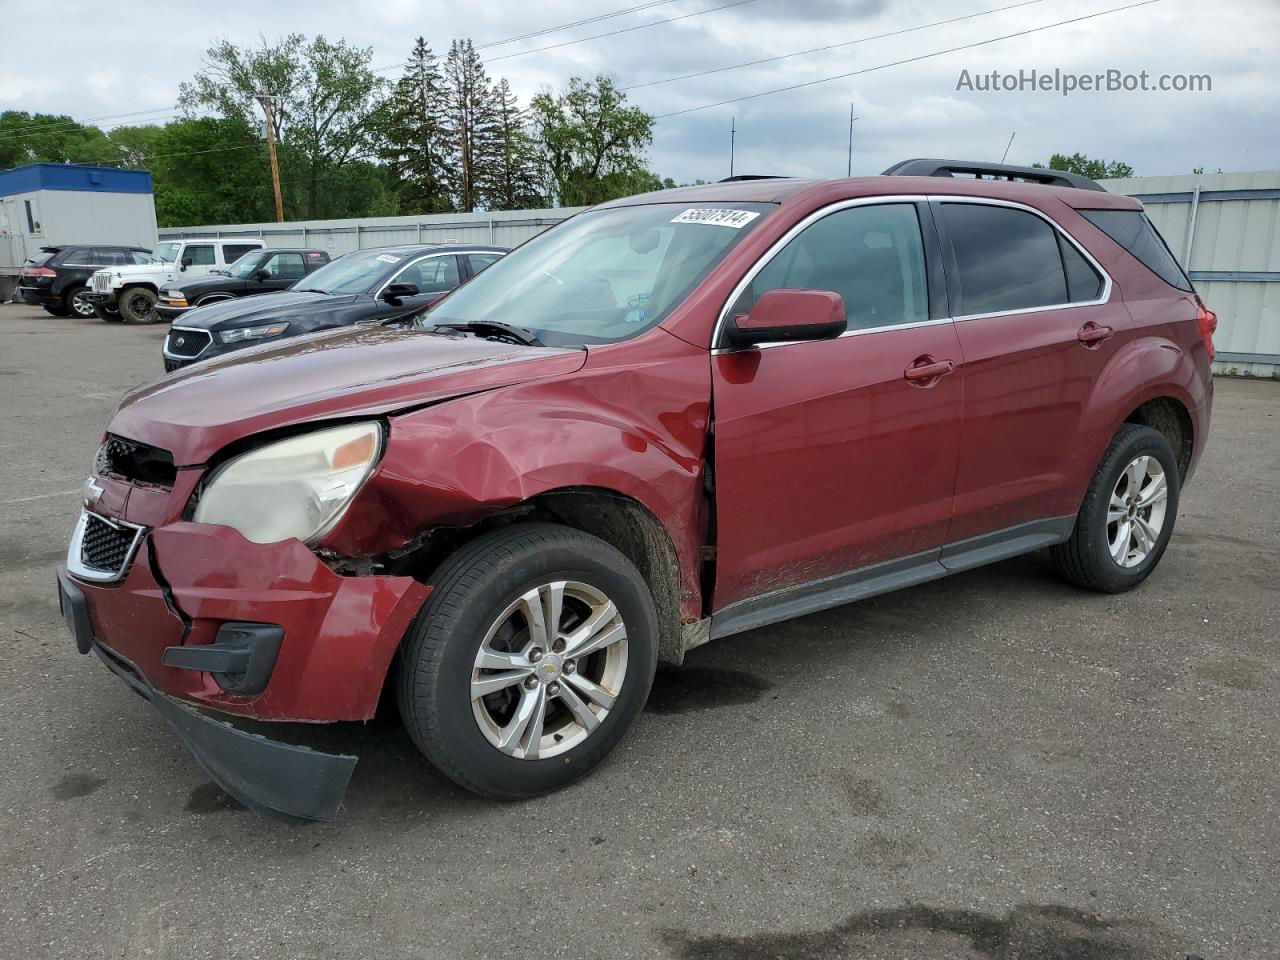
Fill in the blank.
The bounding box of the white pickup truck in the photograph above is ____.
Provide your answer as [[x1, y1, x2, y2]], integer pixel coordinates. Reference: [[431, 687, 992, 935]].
[[86, 237, 265, 323]]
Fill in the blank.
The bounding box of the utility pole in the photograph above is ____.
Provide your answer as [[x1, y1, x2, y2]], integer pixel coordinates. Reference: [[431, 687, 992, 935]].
[[1000, 131, 1016, 164], [257, 94, 285, 223], [729, 116, 736, 179], [846, 105, 859, 177]]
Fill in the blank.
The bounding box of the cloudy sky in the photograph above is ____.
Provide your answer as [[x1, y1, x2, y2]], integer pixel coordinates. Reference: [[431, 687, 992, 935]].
[[3, 0, 1277, 183]]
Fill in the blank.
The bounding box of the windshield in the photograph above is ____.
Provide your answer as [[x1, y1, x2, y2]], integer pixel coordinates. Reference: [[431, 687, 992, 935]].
[[226, 251, 271, 278], [151, 241, 181, 263], [295, 249, 405, 296], [427, 203, 775, 346]]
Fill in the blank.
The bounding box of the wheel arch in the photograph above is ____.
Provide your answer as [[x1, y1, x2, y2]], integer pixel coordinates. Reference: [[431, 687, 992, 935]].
[[1122, 395, 1194, 480]]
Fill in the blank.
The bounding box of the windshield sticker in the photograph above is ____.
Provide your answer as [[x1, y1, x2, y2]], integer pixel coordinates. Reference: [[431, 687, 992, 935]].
[[375, 254, 402, 264], [671, 208, 760, 229]]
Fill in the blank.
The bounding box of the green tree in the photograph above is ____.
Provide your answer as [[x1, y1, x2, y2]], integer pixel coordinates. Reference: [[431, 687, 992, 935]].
[[178, 34, 390, 219], [378, 37, 454, 214], [442, 39, 498, 212], [528, 77, 655, 206], [478, 79, 545, 210], [0, 111, 119, 167], [1036, 152, 1134, 179]]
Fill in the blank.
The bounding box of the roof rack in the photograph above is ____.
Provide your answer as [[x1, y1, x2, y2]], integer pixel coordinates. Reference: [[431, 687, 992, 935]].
[[880, 158, 1105, 192], [718, 174, 790, 182]]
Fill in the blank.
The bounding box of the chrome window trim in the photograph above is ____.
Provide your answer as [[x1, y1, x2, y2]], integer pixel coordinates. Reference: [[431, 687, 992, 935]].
[[374, 251, 459, 299], [710, 193, 1114, 354], [66, 508, 146, 583], [162, 325, 214, 361]]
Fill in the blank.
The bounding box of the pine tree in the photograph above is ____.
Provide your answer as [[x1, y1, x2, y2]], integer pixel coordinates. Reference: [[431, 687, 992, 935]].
[[442, 39, 498, 212], [478, 79, 546, 210], [379, 38, 453, 214]]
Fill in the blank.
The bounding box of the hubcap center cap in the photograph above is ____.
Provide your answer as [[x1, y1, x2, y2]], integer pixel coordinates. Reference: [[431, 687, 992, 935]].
[[536, 653, 564, 682]]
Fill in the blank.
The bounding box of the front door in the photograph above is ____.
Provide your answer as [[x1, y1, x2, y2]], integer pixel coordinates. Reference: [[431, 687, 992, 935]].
[[710, 201, 962, 614], [371, 254, 462, 319]]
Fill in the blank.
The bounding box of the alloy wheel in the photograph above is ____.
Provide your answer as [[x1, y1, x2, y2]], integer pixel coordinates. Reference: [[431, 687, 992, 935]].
[[1107, 455, 1168, 568], [126, 292, 154, 320], [70, 289, 96, 317], [471, 580, 628, 760]]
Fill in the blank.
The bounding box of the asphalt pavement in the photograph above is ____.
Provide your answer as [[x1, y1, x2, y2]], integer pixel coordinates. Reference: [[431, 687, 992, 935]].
[[0, 301, 1276, 959]]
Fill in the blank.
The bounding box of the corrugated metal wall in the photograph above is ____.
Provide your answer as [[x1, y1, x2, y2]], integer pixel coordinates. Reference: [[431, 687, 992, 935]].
[[1101, 170, 1280, 377], [159, 207, 585, 257]]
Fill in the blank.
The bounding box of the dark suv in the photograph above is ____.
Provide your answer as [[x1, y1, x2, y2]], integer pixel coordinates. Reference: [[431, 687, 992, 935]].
[[58, 160, 1214, 821], [18, 245, 150, 317], [160, 243, 505, 371]]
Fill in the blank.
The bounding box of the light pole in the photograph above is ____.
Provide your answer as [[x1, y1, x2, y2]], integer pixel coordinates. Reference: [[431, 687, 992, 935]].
[[846, 104, 859, 177], [729, 116, 736, 179]]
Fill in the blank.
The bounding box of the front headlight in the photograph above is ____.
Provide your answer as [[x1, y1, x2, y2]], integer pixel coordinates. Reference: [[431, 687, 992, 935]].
[[166, 290, 183, 299], [193, 422, 382, 544], [220, 322, 289, 344]]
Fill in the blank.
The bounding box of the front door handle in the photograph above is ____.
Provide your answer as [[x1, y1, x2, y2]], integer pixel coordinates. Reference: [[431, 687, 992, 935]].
[[1077, 322, 1114, 345], [904, 357, 956, 383]]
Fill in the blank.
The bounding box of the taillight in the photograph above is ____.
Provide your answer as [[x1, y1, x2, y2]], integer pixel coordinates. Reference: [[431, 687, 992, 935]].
[[21, 266, 56, 278], [1195, 297, 1218, 362]]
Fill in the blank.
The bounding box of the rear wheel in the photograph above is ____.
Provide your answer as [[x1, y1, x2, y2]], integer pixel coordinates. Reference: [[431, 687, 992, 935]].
[[42, 302, 69, 317], [397, 523, 658, 798], [119, 287, 159, 324], [1051, 424, 1180, 593], [65, 285, 96, 318], [94, 304, 123, 323]]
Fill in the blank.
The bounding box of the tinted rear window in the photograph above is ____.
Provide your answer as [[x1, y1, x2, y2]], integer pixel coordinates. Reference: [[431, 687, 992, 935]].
[[1080, 209, 1192, 292], [941, 203, 1068, 315], [25, 251, 57, 267]]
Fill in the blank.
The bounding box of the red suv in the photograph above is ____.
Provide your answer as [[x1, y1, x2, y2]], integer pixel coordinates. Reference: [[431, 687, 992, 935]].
[[57, 160, 1215, 820]]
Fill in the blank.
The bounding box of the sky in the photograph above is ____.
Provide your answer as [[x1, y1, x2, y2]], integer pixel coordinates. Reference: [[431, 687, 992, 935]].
[[2, 0, 1277, 183]]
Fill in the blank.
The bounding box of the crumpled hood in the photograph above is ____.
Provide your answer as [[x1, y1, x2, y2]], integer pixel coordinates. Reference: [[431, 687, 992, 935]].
[[111, 325, 587, 465], [175, 290, 353, 330]]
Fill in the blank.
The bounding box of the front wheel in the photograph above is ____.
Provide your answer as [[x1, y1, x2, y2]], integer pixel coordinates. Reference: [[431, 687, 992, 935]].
[[119, 287, 159, 324], [397, 523, 658, 798], [65, 285, 96, 318], [93, 303, 122, 322], [1051, 424, 1181, 593]]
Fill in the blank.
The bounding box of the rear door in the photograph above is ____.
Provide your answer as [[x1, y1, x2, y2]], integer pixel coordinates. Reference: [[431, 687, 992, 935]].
[[710, 200, 962, 615], [934, 199, 1130, 546], [464, 252, 503, 279]]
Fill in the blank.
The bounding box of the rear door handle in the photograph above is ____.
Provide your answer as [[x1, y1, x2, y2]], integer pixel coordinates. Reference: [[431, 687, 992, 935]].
[[903, 357, 956, 382], [1077, 322, 1114, 345]]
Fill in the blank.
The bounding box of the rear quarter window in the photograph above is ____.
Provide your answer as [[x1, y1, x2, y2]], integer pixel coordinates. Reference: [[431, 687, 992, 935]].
[[1079, 209, 1192, 292]]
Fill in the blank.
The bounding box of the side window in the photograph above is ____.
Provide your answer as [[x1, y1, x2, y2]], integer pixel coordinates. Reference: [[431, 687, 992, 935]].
[[398, 256, 460, 293], [467, 253, 502, 275], [736, 203, 929, 331], [940, 204, 1067, 315], [223, 243, 261, 264], [184, 244, 216, 266], [268, 252, 306, 279], [1079, 209, 1192, 292], [1058, 234, 1103, 302], [96, 248, 128, 265]]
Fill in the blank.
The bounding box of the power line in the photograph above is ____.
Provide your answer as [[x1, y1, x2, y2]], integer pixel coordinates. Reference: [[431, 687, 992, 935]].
[[623, 0, 1052, 90], [654, 0, 1162, 118], [371, 0, 683, 72], [486, 0, 760, 63], [0, 106, 177, 141]]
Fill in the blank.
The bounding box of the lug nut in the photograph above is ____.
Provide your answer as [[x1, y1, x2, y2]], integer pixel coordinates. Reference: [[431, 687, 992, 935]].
[[547, 681, 561, 695], [524, 676, 538, 690], [563, 660, 577, 675], [552, 638, 566, 653], [529, 648, 543, 662]]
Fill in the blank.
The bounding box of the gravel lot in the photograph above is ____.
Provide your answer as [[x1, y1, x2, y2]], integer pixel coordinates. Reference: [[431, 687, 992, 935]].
[[0, 300, 1276, 959]]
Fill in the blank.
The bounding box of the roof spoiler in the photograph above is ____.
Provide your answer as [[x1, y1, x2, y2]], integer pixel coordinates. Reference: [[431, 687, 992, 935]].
[[881, 158, 1106, 192], [718, 175, 791, 182]]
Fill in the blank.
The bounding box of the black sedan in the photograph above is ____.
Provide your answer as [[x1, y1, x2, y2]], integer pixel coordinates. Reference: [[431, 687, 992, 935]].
[[161, 243, 506, 371], [155, 248, 330, 319]]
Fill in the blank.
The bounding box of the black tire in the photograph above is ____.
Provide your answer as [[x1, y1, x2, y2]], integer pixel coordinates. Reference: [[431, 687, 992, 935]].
[[64, 284, 96, 319], [1051, 424, 1181, 593], [118, 287, 159, 324], [94, 304, 123, 323], [397, 523, 658, 799], [42, 302, 69, 317]]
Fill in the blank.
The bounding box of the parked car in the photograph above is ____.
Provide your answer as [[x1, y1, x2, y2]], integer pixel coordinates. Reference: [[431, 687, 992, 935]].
[[155, 248, 331, 320], [58, 160, 1214, 821], [17, 245, 151, 318], [160, 243, 506, 371], [86, 237, 265, 324]]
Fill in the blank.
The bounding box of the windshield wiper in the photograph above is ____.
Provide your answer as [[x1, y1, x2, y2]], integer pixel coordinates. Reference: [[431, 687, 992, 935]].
[[432, 321, 544, 347]]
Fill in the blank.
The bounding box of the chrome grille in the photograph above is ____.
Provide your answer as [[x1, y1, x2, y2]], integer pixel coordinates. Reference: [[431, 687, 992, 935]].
[[91, 272, 111, 293], [164, 327, 211, 359], [67, 510, 145, 582]]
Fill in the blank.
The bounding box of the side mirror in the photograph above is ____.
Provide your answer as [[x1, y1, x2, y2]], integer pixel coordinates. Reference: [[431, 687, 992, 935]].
[[382, 282, 419, 304], [181, 257, 193, 269], [254, 269, 270, 282], [723, 289, 846, 349]]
